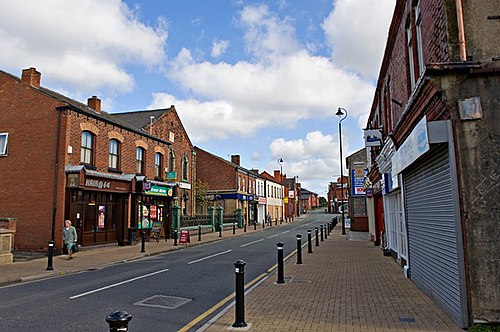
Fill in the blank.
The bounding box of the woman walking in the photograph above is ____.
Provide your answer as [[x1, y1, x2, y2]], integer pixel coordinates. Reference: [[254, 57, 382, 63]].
[[62, 220, 77, 260]]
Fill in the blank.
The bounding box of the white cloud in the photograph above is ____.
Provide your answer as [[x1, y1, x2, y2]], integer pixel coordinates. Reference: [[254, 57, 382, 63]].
[[238, 4, 301, 60], [322, 0, 396, 80], [267, 131, 348, 193], [0, 0, 167, 95], [211, 39, 230, 58]]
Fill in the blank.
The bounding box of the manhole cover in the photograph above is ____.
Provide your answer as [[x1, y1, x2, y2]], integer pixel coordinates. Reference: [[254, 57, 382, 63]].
[[134, 295, 192, 309]]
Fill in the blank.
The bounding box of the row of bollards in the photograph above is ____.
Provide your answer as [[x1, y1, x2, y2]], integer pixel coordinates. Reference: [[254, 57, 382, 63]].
[[232, 220, 337, 328], [104, 220, 337, 331]]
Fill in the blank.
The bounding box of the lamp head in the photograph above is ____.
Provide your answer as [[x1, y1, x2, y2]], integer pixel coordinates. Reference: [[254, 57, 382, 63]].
[[335, 107, 344, 117], [278, 158, 283, 163]]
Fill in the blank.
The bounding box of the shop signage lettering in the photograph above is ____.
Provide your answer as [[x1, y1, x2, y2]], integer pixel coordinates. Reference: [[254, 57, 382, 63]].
[[145, 185, 173, 197], [85, 179, 111, 189]]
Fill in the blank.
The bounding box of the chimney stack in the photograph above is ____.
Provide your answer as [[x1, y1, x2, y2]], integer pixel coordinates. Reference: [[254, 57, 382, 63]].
[[274, 170, 281, 182], [231, 155, 240, 166], [21, 67, 41, 88], [87, 96, 101, 113]]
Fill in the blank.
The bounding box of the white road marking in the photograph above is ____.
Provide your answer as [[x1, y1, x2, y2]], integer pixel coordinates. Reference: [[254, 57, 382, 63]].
[[187, 250, 232, 265], [267, 234, 279, 239], [70, 268, 170, 299], [240, 239, 264, 248]]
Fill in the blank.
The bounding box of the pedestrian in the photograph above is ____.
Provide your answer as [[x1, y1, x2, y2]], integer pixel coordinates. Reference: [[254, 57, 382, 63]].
[[62, 219, 77, 260]]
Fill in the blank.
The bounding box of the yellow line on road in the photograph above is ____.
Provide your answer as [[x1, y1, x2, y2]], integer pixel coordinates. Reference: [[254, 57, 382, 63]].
[[178, 273, 267, 332]]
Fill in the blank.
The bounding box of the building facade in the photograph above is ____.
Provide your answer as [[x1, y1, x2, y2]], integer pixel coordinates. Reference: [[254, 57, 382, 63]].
[[0, 68, 179, 250], [365, 0, 499, 327]]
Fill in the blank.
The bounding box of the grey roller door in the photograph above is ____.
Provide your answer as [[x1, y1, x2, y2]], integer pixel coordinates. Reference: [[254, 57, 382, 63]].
[[404, 143, 468, 327]]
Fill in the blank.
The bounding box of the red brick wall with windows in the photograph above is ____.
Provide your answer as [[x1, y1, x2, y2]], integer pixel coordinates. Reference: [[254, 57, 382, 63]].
[[0, 68, 170, 250]]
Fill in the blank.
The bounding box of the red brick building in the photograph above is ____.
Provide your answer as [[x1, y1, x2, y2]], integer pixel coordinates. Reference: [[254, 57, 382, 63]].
[[0, 67, 191, 251], [195, 149, 259, 224], [327, 176, 348, 213], [364, 0, 499, 327], [112, 107, 196, 216]]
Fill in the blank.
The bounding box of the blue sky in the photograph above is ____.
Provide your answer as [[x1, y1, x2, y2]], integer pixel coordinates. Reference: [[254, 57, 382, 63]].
[[0, 0, 395, 196]]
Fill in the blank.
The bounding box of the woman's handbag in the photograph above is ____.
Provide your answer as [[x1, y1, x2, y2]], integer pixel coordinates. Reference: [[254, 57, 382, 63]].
[[72, 242, 79, 253]]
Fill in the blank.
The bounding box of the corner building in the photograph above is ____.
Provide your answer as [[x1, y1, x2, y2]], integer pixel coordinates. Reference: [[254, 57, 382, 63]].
[[0, 68, 176, 251]]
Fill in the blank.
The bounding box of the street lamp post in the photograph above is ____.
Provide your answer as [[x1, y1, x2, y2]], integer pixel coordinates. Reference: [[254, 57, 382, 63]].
[[277, 158, 284, 223], [335, 107, 347, 235]]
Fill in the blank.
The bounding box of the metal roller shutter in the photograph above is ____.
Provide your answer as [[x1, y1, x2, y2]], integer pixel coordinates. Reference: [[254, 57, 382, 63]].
[[404, 143, 468, 327]]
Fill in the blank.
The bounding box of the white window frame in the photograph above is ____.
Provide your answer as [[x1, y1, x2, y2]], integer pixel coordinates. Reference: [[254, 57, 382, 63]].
[[407, 26, 416, 89], [0, 133, 8, 155], [415, 1, 425, 76]]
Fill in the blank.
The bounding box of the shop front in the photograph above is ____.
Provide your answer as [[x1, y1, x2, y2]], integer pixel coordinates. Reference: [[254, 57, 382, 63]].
[[132, 180, 174, 240], [65, 167, 134, 246]]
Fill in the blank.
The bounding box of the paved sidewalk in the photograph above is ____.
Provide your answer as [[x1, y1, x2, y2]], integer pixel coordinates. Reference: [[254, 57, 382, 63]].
[[0, 221, 278, 286], [203, 227, 461, 332]]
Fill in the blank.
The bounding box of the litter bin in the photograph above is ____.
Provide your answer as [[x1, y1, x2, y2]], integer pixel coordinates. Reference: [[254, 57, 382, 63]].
[[128, 228, 137, 245]]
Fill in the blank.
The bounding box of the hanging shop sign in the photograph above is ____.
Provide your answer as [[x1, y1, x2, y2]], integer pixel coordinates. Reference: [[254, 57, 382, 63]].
[[364, 129, 383, 147]]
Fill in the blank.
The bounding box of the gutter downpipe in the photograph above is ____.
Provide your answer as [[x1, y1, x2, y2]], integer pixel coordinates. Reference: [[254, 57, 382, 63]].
[[51, 108, 62, 241], [456, 0, 467, 61]]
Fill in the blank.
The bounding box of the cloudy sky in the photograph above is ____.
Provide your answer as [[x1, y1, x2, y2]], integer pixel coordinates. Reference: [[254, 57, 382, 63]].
[[0, 0, 395, 196]]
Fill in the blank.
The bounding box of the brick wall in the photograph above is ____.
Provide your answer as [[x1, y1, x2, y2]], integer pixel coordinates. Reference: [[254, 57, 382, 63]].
[[0, 69, 171, 250]]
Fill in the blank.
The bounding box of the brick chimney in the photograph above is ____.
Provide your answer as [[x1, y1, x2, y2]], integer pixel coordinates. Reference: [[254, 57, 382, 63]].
[[87, 96, 101, 113], [274, 170, 281, 182], [21, 67, 41, 88], [231, 155, 240, 166], [250, 169, 259, 174]]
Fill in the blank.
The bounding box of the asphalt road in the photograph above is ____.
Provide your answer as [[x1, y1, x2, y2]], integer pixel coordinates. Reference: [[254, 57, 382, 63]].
[[0, 211, 334, 331]]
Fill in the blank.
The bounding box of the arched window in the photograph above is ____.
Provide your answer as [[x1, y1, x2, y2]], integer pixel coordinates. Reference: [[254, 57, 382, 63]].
[[182, 155, 188, 181], [155, 152, 163, 179], [108, 139, 120, 170], [81, 131, 94, 165], [136, 147, 145, 175]]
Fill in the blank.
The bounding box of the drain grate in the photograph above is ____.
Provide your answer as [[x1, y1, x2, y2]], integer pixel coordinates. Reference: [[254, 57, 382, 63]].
[[399, 317, 416, 323], [134, 295, 192, 310]]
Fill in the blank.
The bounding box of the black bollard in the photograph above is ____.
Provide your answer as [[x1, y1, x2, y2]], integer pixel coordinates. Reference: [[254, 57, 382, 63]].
[[296, 235, 303, 265], [276, 242, 285, 284], [275, 218, 278, 226], [46, 240, 54, 271], [262, 219, 265, 229], [244, 222, 247, 232], [233, 222, 236, 234], [254, 221, 257, 231], [315, 227, 319, 246], [198, 225, 202, 241], [141, 231, 146, 252], [320, 225, 324, 241], [173, 229, 178, 246], [106, 310, 132, 332], [324, 225, 328, 239], [232, 260, 247, 328], [307, 230, 313, 253], [219, 223, 222, 237]]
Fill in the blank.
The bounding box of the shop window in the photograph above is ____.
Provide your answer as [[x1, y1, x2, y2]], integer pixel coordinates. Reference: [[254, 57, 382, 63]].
[[0, 132, 8, 155], [182, 155, 188, 181], [155, 152, 163, 179], [81, 131, 94, 165], [136, 147, 145, 175], [108, 139, 120, 170]]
